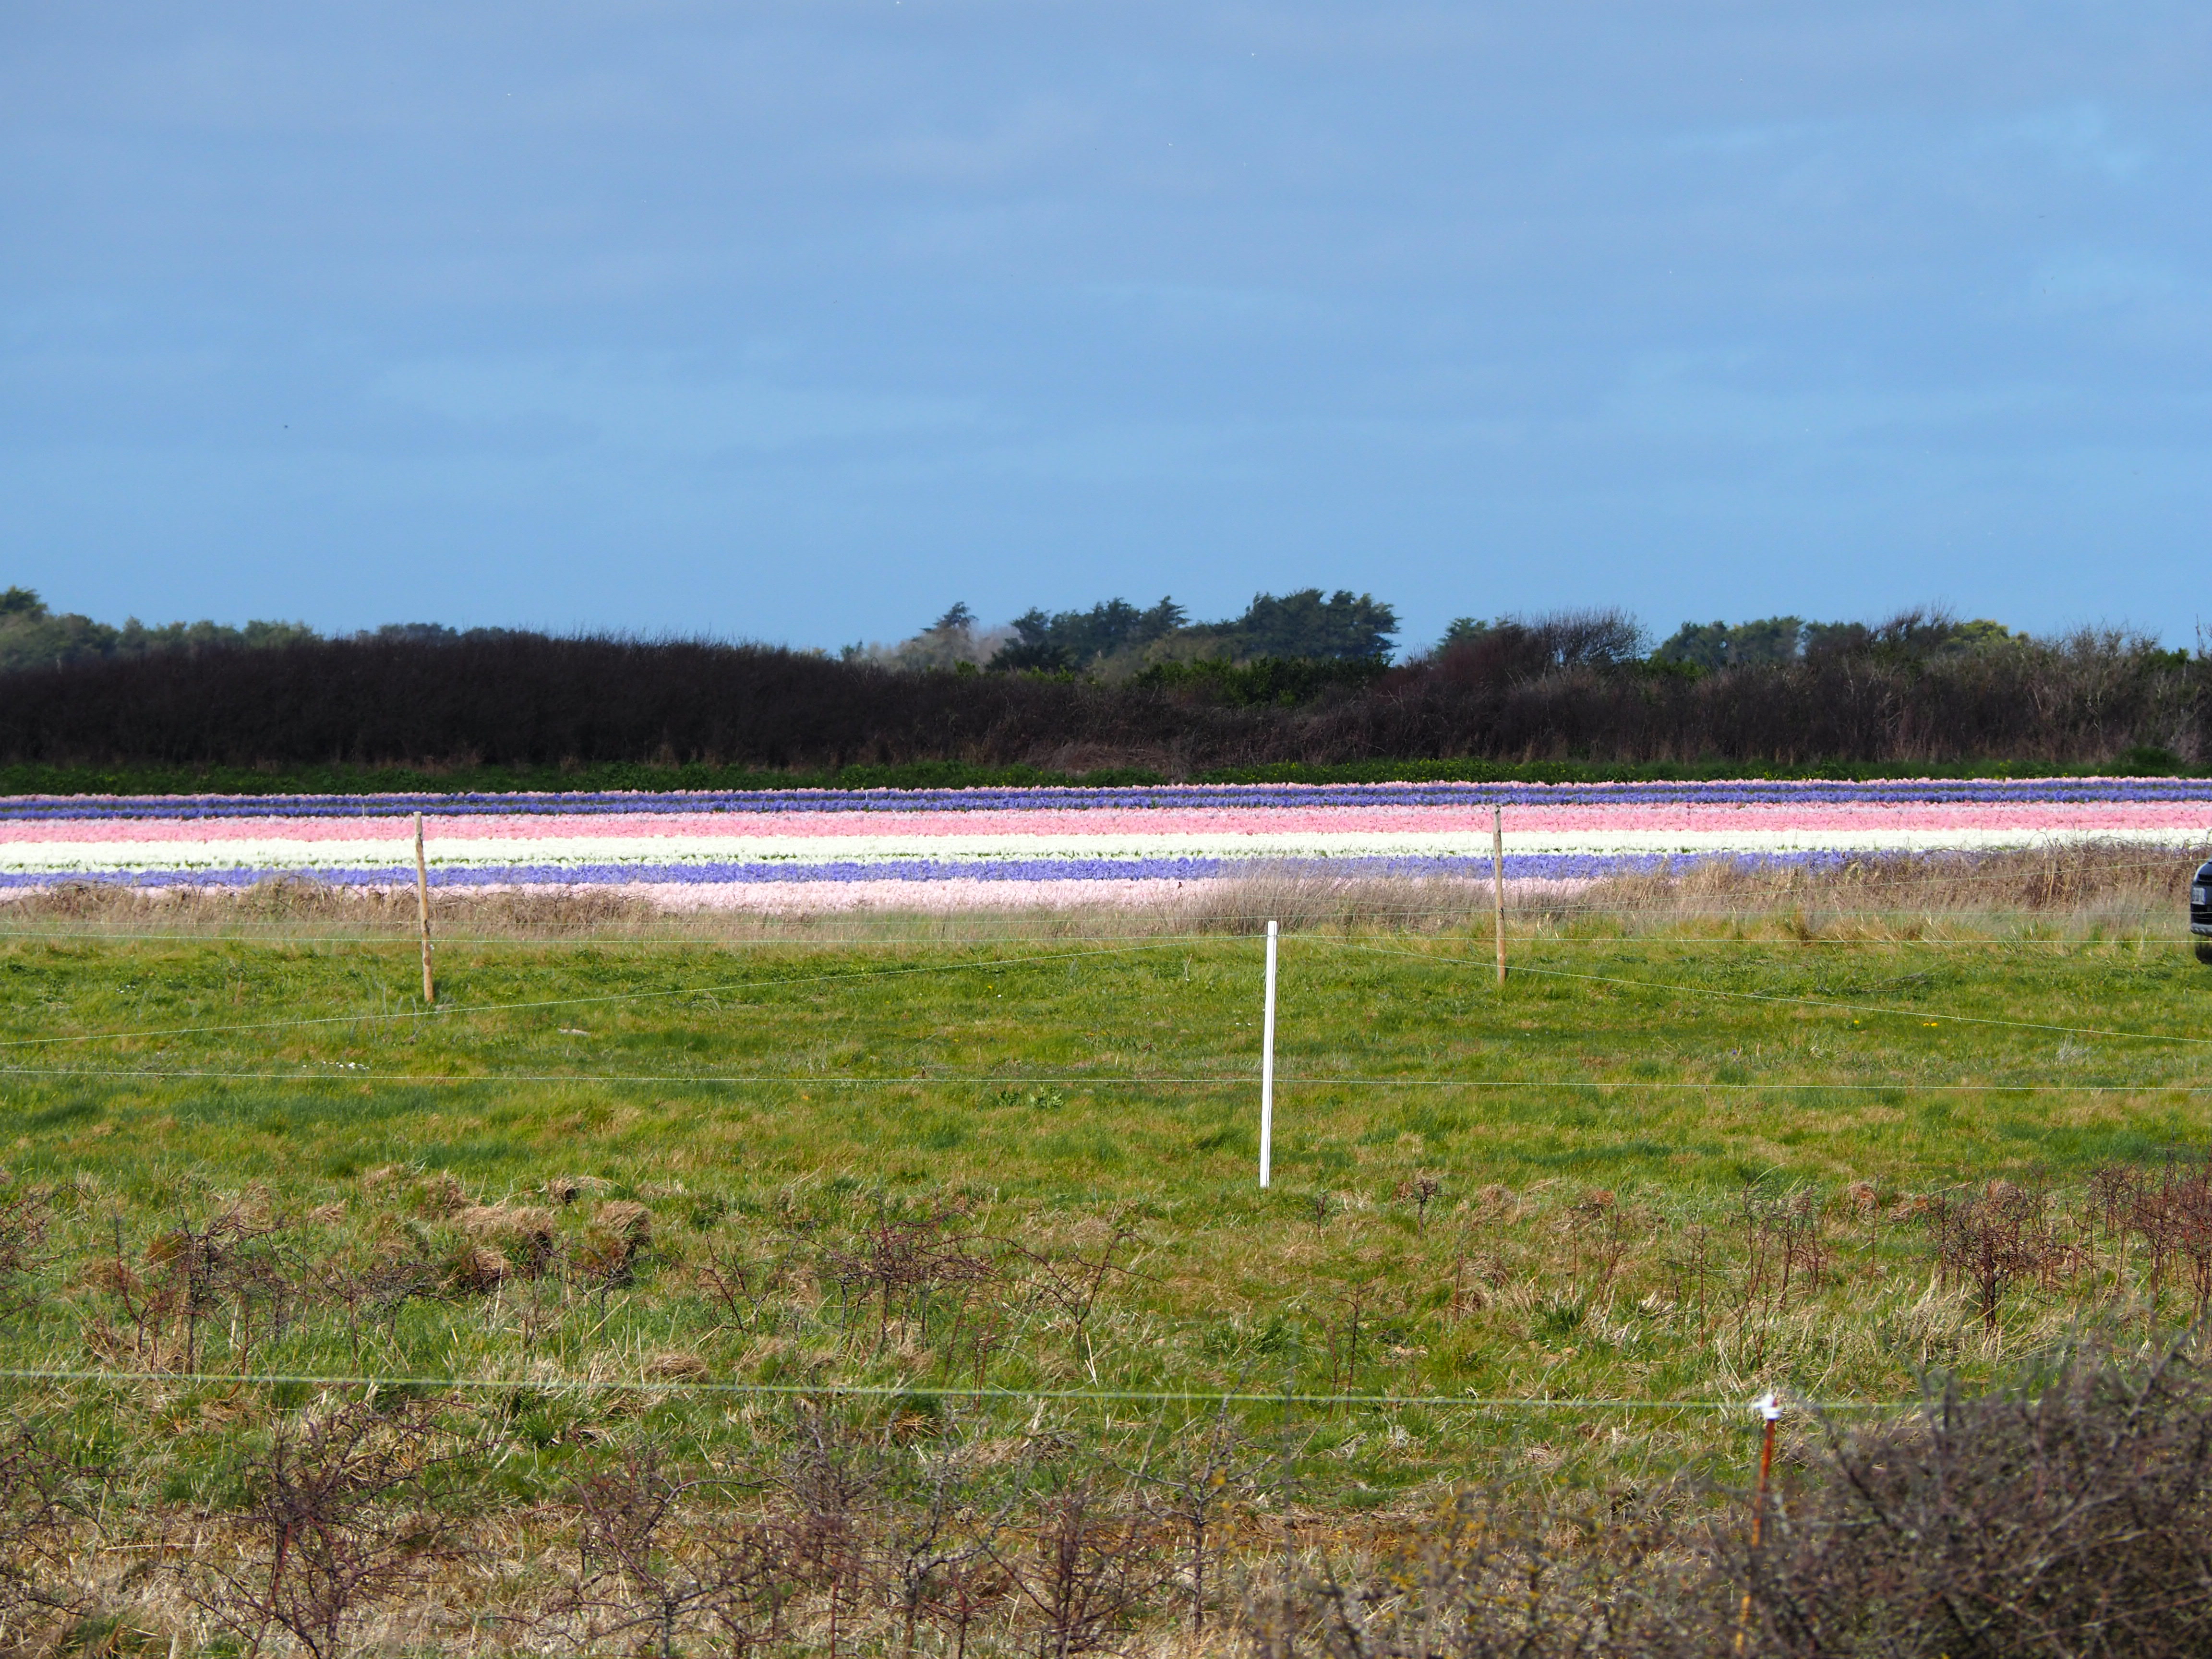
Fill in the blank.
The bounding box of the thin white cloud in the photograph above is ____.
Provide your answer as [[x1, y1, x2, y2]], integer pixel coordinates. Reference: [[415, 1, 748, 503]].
[[1972, 103, 2151, 180], [855, 99, 1101, 186], [1604, 351, 2046, 446], [373, 358, 982, 454]]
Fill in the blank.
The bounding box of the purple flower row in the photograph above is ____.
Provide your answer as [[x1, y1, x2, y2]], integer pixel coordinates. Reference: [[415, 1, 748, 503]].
[[4, 778, 2211, 821], [0, 851, 1876, 889]]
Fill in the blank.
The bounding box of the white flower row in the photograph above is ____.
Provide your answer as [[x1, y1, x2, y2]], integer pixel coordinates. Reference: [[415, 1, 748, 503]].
[[0, 826, 2199, 874]]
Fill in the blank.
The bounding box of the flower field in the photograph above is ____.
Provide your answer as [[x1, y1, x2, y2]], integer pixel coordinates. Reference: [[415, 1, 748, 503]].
[[3, 778, 2209, 907]]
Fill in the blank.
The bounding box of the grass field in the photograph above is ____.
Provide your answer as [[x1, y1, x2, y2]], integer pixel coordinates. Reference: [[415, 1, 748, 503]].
[[3, 869, 2211, 1651]]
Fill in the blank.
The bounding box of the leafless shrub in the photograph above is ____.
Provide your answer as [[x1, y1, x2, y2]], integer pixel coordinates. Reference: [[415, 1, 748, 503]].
[[1662, 1221, 1714, 1337], [696, 1238, 790, 1335], [1140, 1406, 1253, 1635], [1260, 1340, 2212, 1659], [1752, 1338, 2212, 1657], [1448, 1210, 1514, 1324], [992, 1476, 1165, 1659], [1843, 1180, 1881, 1263], [0, 1421, 93, 1628], [872, 1427, 1009, 1659], [308, 1256, 437, 1365], [2127, 1161, 2212, 1316], [1568, 1188, 1633, 1289], [777, 1406, 883, 1659], [0, 1185, 43, 1336], [822, 1206, 997, 1356], [1254, 1485, 1715, 1659], [93, 1202, 293, 1371], [1008, 1221, 1144, 1377], [2089, 1163, 2140, 1261], [547, 1445, 788, 1659], [1402, 1172, 1443, 1233], [179, 1398, 462, 1659], [1725, 1185, 1831, 1371], [1322, 1281, 1380, 1397], [1734, 1185, 1828, 1347], [0, 1176, 48, 1323], [1929, 1179, 2061, 1330]]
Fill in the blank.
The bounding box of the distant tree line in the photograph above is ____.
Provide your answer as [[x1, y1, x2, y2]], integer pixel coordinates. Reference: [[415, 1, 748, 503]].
[[1650, 612, 2019, 670], [0, 582, 2045, 684], [0, 587, 536, 677], [0, 587, 323, 674], [845, 589, 1400, 675], [0, 589, 2200, 772]]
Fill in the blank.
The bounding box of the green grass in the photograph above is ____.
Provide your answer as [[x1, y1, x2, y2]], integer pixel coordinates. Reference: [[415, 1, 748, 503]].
[[10, 927, 2208, 1188], [1, 919, 2210, 1578], [2, 912, 2211, 1645], [0, 929, 2203, 1486]]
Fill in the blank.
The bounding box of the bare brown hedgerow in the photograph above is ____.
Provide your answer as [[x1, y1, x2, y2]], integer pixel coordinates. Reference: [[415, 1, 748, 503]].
[[1, 613, 2199, 773], [177, 1398, 467, 1659], [0, 1421, 94, 1634], [1259, 1335, 2212, 1659], [543, 1444, 790, 1659]]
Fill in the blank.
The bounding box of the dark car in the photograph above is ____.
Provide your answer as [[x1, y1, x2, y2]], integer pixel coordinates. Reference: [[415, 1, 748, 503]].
[[2195, 859, 2212, 962]]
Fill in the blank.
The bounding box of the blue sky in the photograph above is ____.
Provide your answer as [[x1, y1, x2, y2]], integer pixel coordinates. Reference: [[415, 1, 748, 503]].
[[4, 2, 2207, 652]]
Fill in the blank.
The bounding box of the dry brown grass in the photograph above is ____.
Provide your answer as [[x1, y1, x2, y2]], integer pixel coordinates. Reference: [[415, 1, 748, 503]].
[[9, 839, 2202, 951], [1568, 839, 2212, 928]]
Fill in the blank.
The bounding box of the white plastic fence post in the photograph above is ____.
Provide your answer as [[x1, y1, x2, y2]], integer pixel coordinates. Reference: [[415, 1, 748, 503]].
[[1492, 806, 1507, 987], [1260, 919, 1278, 1189], [415, 812, 435, 1007]]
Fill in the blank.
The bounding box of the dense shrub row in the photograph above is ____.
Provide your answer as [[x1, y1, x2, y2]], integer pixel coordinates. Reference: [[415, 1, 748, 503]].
[[0, 625, 2200, 773], [1282, 1338, 2212, 1659]]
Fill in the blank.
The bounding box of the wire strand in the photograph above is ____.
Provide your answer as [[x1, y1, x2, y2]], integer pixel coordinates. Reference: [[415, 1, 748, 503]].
[[0, 1366, 1891, 1413], [0, 939, 1187, 1051], [3, 1064, 2203, 1094], [0, 926, 2186, 949], [1324, 939, 2212, 1047]]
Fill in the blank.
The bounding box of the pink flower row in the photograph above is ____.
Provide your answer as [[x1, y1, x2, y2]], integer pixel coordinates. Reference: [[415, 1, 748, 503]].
[[2, 803, 2209, 844]]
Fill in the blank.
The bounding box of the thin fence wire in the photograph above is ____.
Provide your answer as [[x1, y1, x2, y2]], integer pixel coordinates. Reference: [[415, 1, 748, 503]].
[[4, 1064, 2209, 1095], [1323, 938, 2212, 1048], [0, 1366, 1897, 1414], [5, 925, 2209, 1065], [0, 938, 1190, 1051], [0, 926, 2195, 950]]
